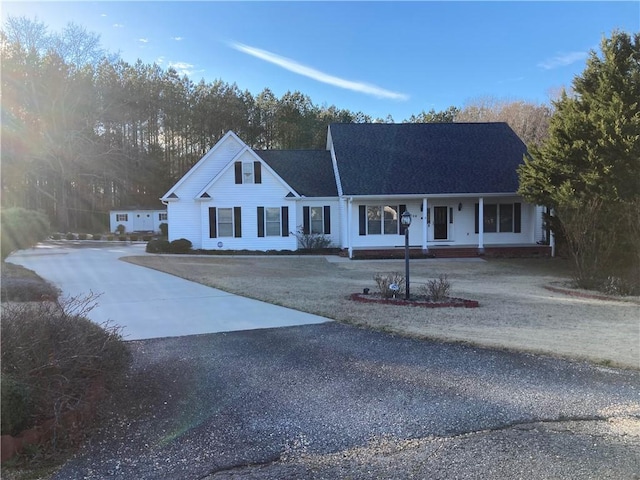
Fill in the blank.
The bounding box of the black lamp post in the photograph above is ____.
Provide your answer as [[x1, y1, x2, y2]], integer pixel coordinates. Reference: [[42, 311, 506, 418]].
[[401, 210, 412, 300]]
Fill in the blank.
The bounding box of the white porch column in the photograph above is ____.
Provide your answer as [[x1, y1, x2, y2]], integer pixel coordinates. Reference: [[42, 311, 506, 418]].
[[478, 197, 484, 252], [422, 197, 428, 253], [347, 198, 353, 258]]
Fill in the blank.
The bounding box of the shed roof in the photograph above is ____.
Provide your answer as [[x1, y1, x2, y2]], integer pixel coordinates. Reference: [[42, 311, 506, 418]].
[[329, 123, 527, 196]]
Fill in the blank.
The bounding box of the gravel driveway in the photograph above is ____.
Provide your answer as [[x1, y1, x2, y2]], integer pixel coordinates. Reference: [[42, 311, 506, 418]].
[[52, 323, 640, 479]]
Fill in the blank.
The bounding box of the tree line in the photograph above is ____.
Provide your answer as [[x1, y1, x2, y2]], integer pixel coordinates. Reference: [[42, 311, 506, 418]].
[[1, 16, 551, 232]]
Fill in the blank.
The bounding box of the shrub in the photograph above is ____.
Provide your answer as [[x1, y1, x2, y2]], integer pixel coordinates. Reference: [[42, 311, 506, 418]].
[[293, 227, 332, 250], [1, 374, 32, 435], [115, 224, 126, 235], [0, 207, 51, 259], [422, 275, 452, 301], [146, 239, 171, 253], [169, 238, 192, 254], [107, 235, 114, 241], [1, 295, 131, 438], [159, 222, 168, 237], [374, 272, 406, 298], [1, 263, 60, 302], [118, 235, 127, 241], [78, 233, 87, 240], [142, 235, 152, 242], [66, 232, 75, 240], [51, 233, 62, 240], [129, 234, 138, 241], [92, 234, 102, 240]]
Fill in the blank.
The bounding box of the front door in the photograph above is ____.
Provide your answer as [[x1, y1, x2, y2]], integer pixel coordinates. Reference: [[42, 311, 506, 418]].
[[434, 206, 448, 240]]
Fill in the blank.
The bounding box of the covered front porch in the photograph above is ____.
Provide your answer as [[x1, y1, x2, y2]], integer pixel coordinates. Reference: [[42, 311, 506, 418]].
[[340, 196, 548, 259]]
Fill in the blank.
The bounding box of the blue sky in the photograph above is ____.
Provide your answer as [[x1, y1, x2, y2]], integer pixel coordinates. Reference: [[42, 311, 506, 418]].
[[2, 1, 639, 121]]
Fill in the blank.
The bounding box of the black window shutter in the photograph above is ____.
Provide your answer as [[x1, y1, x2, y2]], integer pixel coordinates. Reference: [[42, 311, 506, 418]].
[[303, 206, 310, 234], [257, 207, 265, 237], [323, 206, 331, 234], [399, 204, 407, 234], [474, 203, 479, 234], [254, 161, 262, 184], [234, 162, 242, 184], [359, 205, 366, 236], [209, 207, 217, 238], [514, 202, 522, 233], [281, 206, 289, 237], [234, 207, 242, 238]]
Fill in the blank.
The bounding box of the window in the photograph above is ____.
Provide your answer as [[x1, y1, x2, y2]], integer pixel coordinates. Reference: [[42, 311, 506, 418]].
[[242, 162, 254, 184], [303, 206, 331, 234], [209, 207, 241, 238], [475, 203, 521, 234], [116, 214, 128, 222], [265, 208, 280, 236], [159, 213, 167, 221], [310, 207, 323, 234], [234, 161, 262, 184], [218, 208, 234, 237], [484, 204, 497, 233], [359, 205, 403, 235], [257, 206, 289, 237], [499, 204, 513, 232]]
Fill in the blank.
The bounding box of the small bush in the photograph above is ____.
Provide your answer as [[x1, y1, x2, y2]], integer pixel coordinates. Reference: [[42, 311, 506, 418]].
[[129, 234, 138, 241], [116, 224, 126, 235], [78, 233, 87, 240], [142, 235, 152, 242], [374, 272, 406, 298], [422, 275, 451, 301], [92, 234, 102, 240], [159, 222, 168, 237], [51, 233, 62, 240], [1, 374, 33, 435], [1, 295, 131, 437], [107, 235, 114, 241], [293, 227, 332, 250], [66, 233, 75, 240], [118, 235, 127, 241], [146, 239, 171, 253], [0, 207, 50, 259], [169, 238, 192, 254]]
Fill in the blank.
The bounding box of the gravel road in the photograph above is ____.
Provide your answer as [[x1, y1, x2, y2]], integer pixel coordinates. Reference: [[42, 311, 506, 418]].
[[52, 323, 640, 479]]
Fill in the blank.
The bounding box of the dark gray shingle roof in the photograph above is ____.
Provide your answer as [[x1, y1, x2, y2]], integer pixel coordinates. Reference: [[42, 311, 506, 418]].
[[254, 150, 338, 197], [329, 123, 527, 195]]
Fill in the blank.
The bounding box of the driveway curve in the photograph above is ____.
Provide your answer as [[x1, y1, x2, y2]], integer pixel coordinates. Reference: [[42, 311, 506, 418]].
[[7, 241, 329, 340]]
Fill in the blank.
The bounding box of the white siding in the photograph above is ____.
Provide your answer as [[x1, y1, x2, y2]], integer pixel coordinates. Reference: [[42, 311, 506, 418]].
[[167, 135, 245, 248], [199, 150, 297, 251], [294, 199, 341, 248]]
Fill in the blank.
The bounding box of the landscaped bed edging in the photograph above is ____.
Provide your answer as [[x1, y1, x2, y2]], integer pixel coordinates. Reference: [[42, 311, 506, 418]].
[[349, 293, 479, 308]]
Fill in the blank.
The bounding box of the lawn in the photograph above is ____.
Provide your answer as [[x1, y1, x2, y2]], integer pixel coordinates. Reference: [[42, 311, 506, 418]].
[[123, 255, 640, 369]]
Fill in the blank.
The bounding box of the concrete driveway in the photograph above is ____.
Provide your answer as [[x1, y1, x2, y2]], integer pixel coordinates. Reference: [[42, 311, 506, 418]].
[[6, 241, 329, 340]]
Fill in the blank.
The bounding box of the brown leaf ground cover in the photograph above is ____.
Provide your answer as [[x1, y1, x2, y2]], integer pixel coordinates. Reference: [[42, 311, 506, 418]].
[[123, 255, 640, 369]]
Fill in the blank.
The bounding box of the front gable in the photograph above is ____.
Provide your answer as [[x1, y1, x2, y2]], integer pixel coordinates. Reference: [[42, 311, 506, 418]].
[[160, 131, 246, 201], [195, 148, 300, 200]]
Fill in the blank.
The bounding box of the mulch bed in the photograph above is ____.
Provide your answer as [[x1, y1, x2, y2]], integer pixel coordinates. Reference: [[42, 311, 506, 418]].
[[349, 293, 479, 308]]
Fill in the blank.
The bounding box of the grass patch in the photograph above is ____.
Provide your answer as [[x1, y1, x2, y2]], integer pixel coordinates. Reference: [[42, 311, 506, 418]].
[[1, 262, 59, 302]]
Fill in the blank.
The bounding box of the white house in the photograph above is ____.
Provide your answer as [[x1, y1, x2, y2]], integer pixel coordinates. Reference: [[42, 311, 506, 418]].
[[161, 123, 550, 258], [109, 208, 168, 234]]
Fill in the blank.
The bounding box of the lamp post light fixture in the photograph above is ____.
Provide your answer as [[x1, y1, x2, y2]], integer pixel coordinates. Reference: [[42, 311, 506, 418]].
[[401, 210, 412, 300]]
